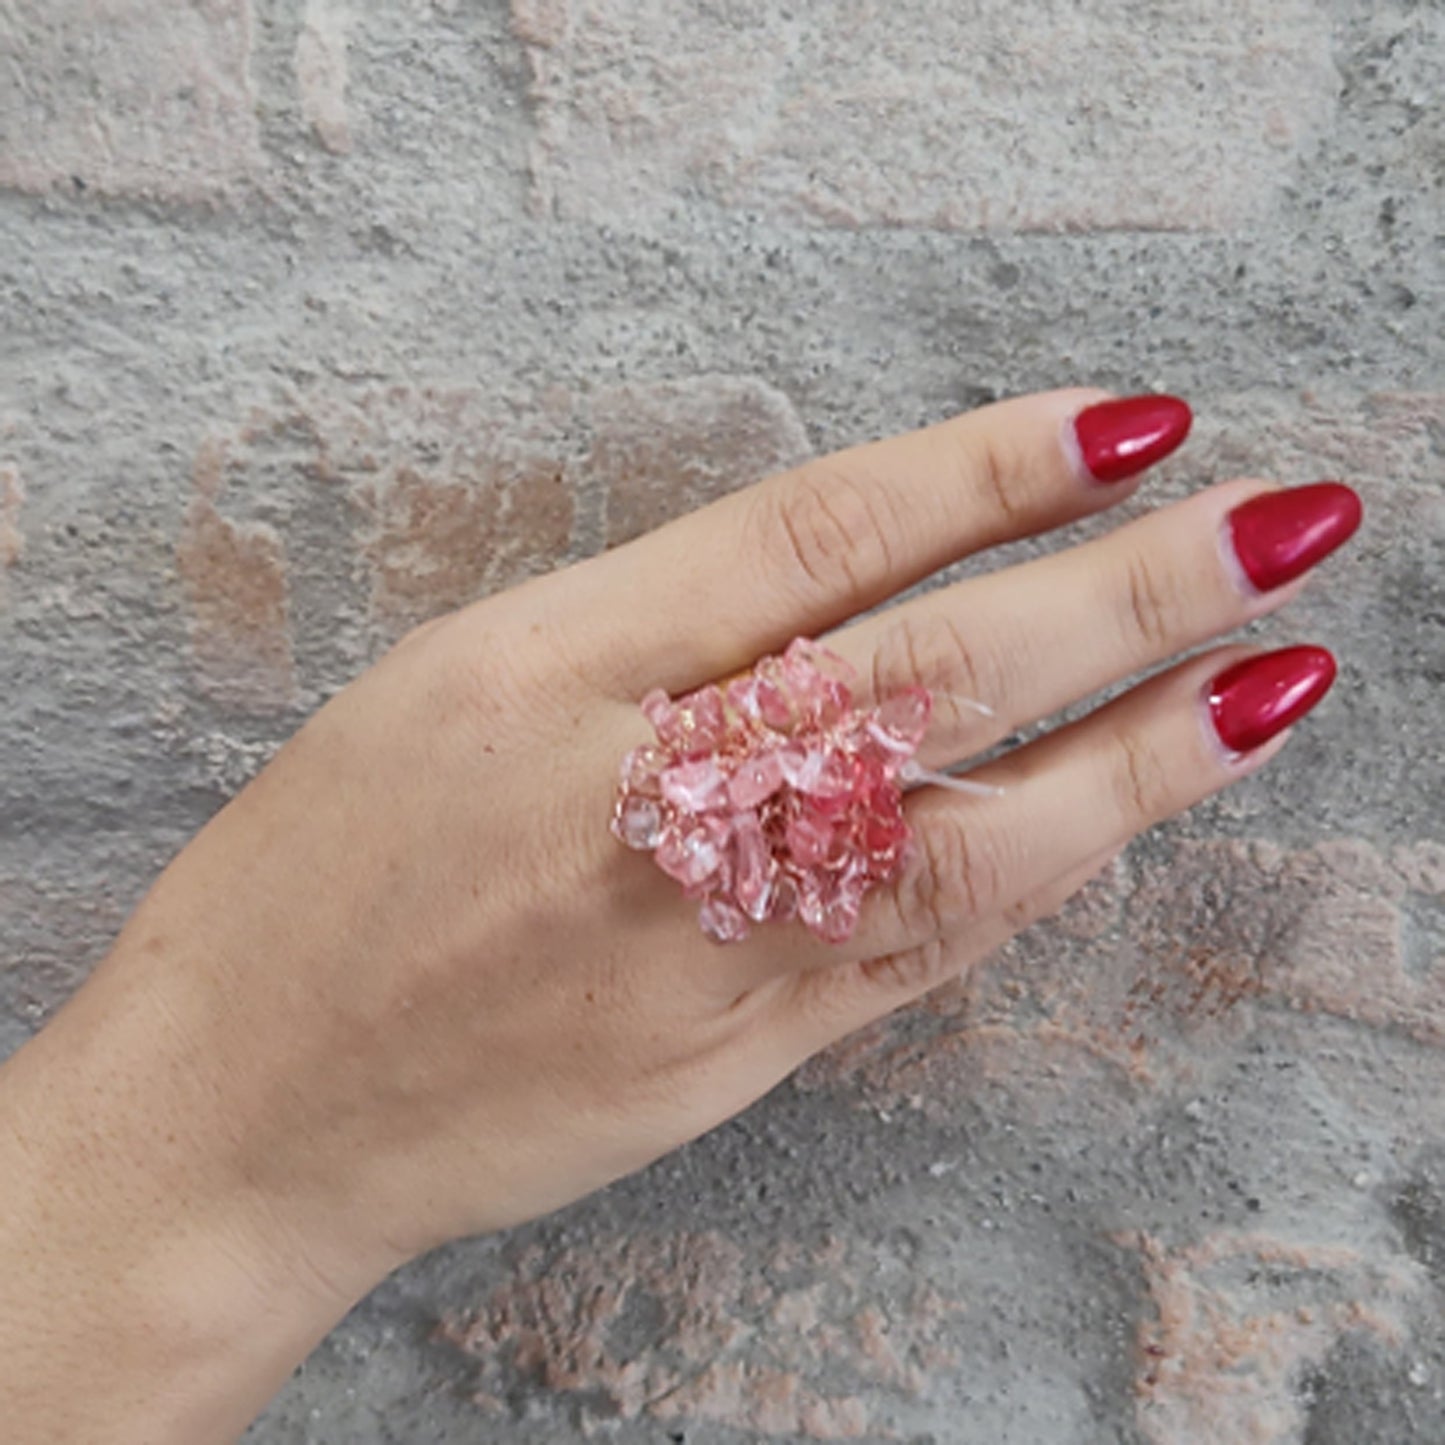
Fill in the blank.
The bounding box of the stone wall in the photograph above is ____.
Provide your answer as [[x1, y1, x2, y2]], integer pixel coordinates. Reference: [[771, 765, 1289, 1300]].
[[1, 3, 1441, 1440]]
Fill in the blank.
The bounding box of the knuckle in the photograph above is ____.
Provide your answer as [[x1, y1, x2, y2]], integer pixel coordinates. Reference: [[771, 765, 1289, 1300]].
[[756, 464, 900, 607], [871, 609, 999, 719], [896, 811, 1005, 937], [941, 422, 1025, 531], [860, 937, 955, 996], [975, 432, 1025, 530], [1112, 727, 1173, 828], [1121, 548, 1183, 652]]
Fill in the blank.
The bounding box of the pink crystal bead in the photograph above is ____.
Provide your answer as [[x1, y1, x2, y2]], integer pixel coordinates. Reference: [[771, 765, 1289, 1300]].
[[754, 673, 794, 731], [727, 750, 785, 810], [797, 871, 865, 946], [612, 795, 663, 850], [725, 674, 761, 721], [784, 635, 856, 681], [766, 872, 800, 922], [612, 635, 938, 945], [640, 687, 677, 736], [862, 794, 909, 861], [731, 812, 774, 922], [619, 743, 668, 796], [675, 685, 727, 754], [785, 809, 836, 868], [872, 687, 933, 753], [654, 820, 726, 888], [778, 746, 853, 798], [660, 757, 728, 812], [699, 896, 750, 943], [643, 684, 728, 754]]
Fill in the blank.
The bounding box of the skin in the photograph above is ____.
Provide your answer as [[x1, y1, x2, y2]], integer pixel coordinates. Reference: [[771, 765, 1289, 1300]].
[[0, 387, 1338, 1442]]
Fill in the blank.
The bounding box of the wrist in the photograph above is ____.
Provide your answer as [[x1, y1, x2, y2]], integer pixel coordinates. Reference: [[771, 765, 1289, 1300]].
[[0, 943, 381, 1443]]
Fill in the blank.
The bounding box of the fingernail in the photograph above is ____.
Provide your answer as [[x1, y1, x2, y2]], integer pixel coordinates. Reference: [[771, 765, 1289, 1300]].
[[1208, 645, 1337, 754], [1227, 482, 1364, 592], [1073, 394, 1193, 484]]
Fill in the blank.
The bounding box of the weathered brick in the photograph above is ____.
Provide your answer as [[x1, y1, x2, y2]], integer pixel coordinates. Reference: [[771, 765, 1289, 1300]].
[[0, 0, 264, 203], [183, 388, 578, 653], [176, 439, 298, 712], [592, 374, 811, 546], [1130, 839, 1445, 1048], [295, 0, 352, 155], [197, 376, 806, 650], [434, 1230, 961, 1436], [512, 0, 1335, 232], [1183, 393, 1445, 494], [794, 856, 1151, 1114], [1120, 1230, 1421, 1444], [308, 386, 578, 637], [796, 837, 1445, 1116]]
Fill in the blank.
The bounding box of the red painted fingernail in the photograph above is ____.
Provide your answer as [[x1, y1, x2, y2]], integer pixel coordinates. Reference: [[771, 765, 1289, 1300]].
[[1208, 645, 1337, 754], [1227, 482, 1364, 592], [1073, 394, 1193, 484]]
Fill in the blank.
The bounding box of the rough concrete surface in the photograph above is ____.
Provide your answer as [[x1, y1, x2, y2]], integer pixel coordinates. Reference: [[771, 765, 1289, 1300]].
[[1, 1, 1442, 1441]]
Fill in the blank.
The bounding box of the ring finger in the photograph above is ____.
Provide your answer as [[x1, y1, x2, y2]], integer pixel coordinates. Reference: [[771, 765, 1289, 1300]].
[[720, 639, 1336, 990]]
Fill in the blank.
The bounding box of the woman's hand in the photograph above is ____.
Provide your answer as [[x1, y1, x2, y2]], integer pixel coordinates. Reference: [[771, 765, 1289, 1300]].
[[0, 387, 1361, 1442]]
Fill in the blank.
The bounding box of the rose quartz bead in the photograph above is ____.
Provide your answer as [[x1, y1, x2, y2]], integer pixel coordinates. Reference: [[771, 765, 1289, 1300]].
[[766, 872, 800, 922], [619, 743, 668, 796], [874, 687, 932, 749], [660, 757, 727, 812], [779, 746, 854, 796], [786, 810, 835, 867], [798, 874, 864, 945], [755, 673, 794, 731], [675, 684, 727, 754], [699, 896, 750, 943], [611, 795, 663, 850], [654, 822, 724, 888], [727, 750, 784, 809], [731, 813, 774, 922], [640, 687, 677, 734], [726, 674, 761, 721]]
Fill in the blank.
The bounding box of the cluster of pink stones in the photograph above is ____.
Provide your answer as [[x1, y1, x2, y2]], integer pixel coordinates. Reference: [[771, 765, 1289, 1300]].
[[610, 637, 932, 945]]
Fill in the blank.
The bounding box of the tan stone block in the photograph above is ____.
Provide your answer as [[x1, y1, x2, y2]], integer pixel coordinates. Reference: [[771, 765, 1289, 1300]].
[[591, 375, 811, 547], [434, 1229, 961, 1436], [0, 0, 265, 203], [176, 438, 298, 712], [1120, 1229, 1420, 1444], [514, 0, 1335, 233]]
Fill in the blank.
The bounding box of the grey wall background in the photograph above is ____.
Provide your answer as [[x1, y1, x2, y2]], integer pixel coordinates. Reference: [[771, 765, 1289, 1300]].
[[2, 2, 1443, 1441]]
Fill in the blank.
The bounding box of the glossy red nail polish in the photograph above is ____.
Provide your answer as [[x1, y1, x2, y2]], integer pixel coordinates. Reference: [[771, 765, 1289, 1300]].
[[1228, 482, 1363, 591], [1208, 646, 1337, 754], [1073, 394, 1193, 484]]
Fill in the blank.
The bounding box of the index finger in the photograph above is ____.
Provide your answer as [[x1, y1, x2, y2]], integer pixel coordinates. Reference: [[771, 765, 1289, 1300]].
[[561, 388, 1191, 697]]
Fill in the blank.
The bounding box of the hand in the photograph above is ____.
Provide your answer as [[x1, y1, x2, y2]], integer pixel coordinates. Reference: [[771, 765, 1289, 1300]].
[[0, 387, 1361, 1441]]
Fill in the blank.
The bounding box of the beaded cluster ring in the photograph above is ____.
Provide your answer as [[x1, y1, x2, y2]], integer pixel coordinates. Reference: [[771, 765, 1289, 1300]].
[[610, 636, 989, 945]]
